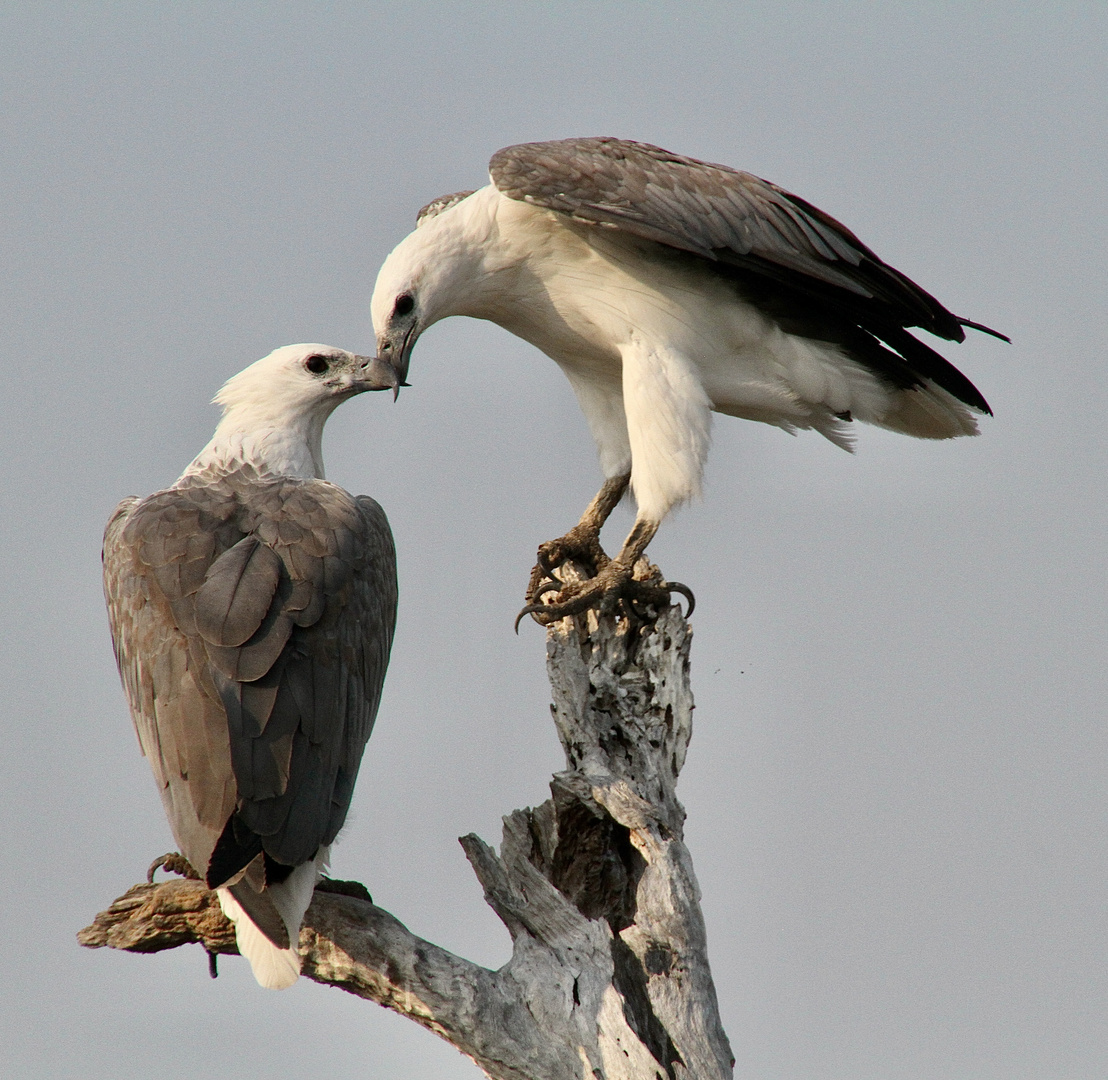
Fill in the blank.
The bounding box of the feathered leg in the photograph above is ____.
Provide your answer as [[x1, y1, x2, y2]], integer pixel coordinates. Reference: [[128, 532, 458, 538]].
[[520, 339, 704, 626]]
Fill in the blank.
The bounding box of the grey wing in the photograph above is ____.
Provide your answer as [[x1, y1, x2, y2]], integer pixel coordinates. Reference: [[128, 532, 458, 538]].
[[346, 494, 398, 769], [491, 137, 1001, 412], [203, 479, 398, 882], [104, 476, 398, 890], [103, 491, 239, 876], [491, 137, 955, 327]]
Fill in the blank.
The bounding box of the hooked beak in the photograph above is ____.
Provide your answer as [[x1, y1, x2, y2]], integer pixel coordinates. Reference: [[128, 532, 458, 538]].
[[374, 322, 417, 401], [352, 354, 404, 396]]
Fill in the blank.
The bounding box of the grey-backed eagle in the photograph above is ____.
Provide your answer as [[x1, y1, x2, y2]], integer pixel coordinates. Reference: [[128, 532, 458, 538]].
[[103, 344, 399, 987], [370, 137, 1005, 620]]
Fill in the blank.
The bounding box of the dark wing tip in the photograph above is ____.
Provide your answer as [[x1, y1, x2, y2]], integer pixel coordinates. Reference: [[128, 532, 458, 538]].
[[959, 318, 1011, 343], [207, 816, 263, 889]]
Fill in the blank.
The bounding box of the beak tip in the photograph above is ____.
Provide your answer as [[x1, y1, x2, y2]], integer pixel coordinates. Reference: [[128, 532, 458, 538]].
[[360, 355, 404, 395]]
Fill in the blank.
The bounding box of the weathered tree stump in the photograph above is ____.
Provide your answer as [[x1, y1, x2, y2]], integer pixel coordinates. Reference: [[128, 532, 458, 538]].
[[81, 561, 733, 1080]]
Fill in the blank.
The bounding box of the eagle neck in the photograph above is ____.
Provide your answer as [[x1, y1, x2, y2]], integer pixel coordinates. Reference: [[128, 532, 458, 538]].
[[179, 402, 335, 483], [412, 187, 530, 326]]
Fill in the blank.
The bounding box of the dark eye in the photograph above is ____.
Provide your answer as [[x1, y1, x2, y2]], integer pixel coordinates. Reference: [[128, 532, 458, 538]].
[[394, 293, 414, 317], [304, 354, 329, 375]]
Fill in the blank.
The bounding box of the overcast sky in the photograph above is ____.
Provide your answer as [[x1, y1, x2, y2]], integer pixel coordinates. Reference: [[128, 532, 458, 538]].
[[2, 4, 1106, 1078]]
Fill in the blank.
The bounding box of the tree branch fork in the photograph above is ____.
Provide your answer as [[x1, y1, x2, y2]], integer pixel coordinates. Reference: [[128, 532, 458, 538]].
[[81, 562, 733, 1080]]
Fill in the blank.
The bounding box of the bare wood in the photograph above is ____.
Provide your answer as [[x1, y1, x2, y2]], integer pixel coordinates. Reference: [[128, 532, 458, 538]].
[[81, 560, 733, 1080]]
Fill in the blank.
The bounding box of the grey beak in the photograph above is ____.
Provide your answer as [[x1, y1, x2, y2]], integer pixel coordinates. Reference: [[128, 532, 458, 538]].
[[374, 324, 416, 400], [354, 355, 402, 395]]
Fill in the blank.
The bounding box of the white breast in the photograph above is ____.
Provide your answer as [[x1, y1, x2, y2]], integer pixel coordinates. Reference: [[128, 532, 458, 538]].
[[490, 196, 895, 432]]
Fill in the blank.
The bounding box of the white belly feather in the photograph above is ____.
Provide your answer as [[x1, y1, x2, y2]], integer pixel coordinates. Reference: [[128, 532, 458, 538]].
[[475, 194, 976, 522]]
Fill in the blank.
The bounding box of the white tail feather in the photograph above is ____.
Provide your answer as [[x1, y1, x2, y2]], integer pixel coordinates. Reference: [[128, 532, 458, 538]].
[[217, 847, 330, 990], [218, 889, 300, 989], [879, 383, 980, 439]]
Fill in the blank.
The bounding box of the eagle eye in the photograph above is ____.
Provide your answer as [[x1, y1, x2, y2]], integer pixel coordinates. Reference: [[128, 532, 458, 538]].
[[394, 293, 415, 317], [305, 354, 330, 375]]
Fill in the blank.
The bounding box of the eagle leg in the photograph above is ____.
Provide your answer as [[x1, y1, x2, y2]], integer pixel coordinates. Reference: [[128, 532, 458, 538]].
[[525, 474, 630, 604], [518, 516, 695, 628]]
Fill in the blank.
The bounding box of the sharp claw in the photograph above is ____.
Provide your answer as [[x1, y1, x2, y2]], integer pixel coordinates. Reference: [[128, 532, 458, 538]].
[[147, 851, 199, 883], [515, 582, 600, 630], [515, 603, 545, 633], [518, 578, 570, 632], [515, 601, 565, 632], [662, 580, 696, 617], [536, 543, 580, 577]]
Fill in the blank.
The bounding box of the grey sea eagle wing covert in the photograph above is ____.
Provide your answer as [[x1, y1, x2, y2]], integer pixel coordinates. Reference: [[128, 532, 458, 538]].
[[103, 344, 398, 988]]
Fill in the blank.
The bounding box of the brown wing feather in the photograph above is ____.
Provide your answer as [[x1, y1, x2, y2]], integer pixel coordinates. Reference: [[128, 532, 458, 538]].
[[104, 494, 238, 873], [194, 536, 283, 647], [103, 469, 398, 886]]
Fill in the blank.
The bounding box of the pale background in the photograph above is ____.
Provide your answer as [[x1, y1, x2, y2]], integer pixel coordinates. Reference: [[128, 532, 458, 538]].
[[2, 4, 1105, 1078]]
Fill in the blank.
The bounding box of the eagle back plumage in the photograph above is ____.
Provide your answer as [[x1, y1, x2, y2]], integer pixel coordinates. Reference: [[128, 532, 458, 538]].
[[103, 464, 397, 886], [490, 138, 952, 329]]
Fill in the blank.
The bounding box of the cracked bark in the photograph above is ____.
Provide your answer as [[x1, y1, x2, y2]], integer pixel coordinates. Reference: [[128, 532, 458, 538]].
[[80, 561, 734, 1080]]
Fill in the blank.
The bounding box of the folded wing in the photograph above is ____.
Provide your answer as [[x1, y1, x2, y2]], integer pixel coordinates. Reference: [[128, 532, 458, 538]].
[[491, 137, 1002, 414], [103, 469, 398, 906]]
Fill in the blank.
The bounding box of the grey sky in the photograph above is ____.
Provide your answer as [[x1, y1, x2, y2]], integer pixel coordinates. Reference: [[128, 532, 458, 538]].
[[2, 4, 1105, 1078]]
